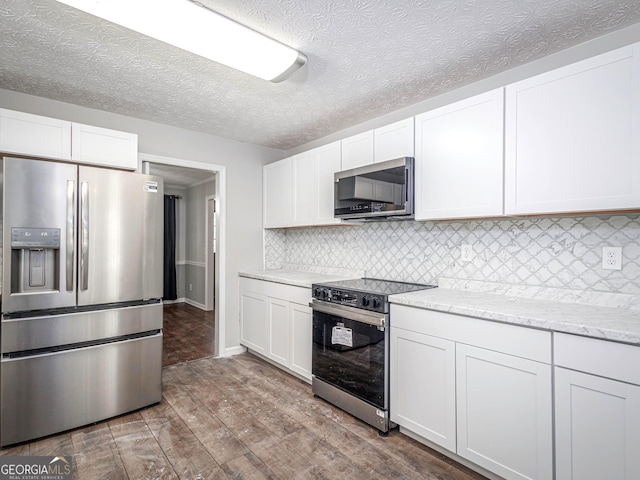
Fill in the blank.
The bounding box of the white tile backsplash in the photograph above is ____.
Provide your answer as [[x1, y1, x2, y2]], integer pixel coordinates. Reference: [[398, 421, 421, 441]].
[[265, 214, 640, 307]]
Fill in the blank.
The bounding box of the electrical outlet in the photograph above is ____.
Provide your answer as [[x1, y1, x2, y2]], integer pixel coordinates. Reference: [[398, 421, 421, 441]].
[[189, 284, 193, 291], [460, 244, 473, 262], [602, 247, 622, 271]]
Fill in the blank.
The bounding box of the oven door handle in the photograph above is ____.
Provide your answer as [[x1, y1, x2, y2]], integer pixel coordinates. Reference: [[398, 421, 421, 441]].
[[310, 300, 387, 328]]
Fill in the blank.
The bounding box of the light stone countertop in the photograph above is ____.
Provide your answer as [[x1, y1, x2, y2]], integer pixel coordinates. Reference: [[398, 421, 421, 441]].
[[239, 269, 357, 289], [390, 288, 640, 345]]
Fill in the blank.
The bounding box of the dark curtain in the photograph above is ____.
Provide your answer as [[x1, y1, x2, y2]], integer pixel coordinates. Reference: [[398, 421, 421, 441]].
[[163, 195, 177, 300]]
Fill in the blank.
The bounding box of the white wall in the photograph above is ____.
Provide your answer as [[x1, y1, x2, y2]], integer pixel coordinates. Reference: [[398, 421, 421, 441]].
[[185, 179, 215, 307], [0, 88, 285, 353]]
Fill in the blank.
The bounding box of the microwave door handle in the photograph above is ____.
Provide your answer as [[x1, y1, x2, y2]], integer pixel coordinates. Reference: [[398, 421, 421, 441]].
[[405, 168, 409, 202], [80, 181, 89, 291], [66, 179, 75, 291]]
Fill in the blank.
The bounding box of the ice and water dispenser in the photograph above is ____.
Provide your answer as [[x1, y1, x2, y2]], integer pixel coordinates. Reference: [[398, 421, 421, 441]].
[[10, 227, 60, 294]]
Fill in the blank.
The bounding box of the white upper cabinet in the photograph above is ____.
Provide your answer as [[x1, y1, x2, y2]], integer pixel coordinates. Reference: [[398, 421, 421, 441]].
[[415, 89, 504, 220], [71, 123, 138, 170], [342, 118, 415, 170], [341, 130, 374, 170], [0, 108, 72, 160], [292, 150, 316, 225], [374, 117, 414, 162], [293, 141, 342, 227], [314, 140, 342, 225], [263, 158, 293, 228], [264, 141, 342, 228], [0, 109, 139, 170], [505, 43, 640, 215]]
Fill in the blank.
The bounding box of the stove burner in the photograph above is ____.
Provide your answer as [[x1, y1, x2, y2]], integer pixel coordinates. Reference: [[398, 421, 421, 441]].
[[312, 278, 436, 313]]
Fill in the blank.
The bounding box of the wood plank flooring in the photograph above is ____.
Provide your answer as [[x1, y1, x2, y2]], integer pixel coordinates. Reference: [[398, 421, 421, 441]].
[[1, 305, 487, 479], [162, 303, 215, 367], [1, 352, 487, 480]]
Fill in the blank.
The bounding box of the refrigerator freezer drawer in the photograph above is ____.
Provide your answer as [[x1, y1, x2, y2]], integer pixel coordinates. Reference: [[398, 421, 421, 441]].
[[2, 302, 162, 354], [0, 332, 162, 447]]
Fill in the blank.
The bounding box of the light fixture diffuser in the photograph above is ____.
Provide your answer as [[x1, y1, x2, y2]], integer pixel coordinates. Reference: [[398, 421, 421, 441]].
[[56, 0, 307, 82]]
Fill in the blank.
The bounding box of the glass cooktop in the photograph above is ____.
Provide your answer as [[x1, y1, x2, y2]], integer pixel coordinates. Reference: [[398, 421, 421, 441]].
[[315, 278, 436, 296]]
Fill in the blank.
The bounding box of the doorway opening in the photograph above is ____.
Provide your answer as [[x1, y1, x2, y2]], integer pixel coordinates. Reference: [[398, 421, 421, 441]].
[[141, 154, 224, 366]]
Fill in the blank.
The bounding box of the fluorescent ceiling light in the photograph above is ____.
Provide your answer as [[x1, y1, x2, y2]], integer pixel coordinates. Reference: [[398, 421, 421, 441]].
[[56, 0, 307, 82]]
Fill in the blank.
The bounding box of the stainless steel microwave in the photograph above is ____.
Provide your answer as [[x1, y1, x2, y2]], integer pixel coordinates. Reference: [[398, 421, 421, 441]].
[[334, 157, 414, 220]]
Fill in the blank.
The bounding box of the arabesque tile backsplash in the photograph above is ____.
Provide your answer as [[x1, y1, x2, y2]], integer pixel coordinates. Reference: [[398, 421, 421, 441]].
[[264, 214, 640, 299]]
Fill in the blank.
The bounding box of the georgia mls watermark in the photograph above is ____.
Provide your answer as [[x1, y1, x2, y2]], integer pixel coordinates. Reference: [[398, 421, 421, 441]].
[[0, 456, 72, 480]]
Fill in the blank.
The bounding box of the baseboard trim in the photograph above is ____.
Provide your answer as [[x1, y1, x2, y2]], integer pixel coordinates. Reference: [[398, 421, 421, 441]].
[[184, 298, 207, 310], [224, 345, 247, 357], [162, 297, 186, 305]]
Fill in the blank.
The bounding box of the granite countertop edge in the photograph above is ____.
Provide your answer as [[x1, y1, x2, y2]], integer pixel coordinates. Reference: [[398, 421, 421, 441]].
[[238, 269, 357, 288], [238, 270, 640, 345], [390, 288, 640, 345]]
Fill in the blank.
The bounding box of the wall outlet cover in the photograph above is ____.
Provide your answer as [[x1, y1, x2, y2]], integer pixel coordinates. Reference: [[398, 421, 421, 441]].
[[602, 246, 622, 271], [461, 244, 473, 262]]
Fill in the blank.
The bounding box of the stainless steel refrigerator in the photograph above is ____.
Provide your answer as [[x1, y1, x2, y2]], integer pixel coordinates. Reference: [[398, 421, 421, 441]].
[[0, 156, 164, 446]]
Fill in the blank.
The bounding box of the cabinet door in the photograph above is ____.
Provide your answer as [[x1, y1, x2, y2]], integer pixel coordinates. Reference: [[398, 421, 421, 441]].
[[390, 327, 456, 451], [240, 290, 267, 354], [289, 302, 312, 380], [374, 117, 414, 163], [415, 89, 504, 220], [456, 344, 552, 480], [292, 151, 316, 226], [71, 123, 138, 170], [341, 130, 374, 170], [555, 367, 640, 480], [0, 108, 72, 160], [315, 141, 342, 225], [505, 43, 640, 214], [263, 158, 293, 228], [267, 297, 290, 366]]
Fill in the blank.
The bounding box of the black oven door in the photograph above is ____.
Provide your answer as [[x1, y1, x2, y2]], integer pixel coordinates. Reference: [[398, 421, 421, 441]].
[[311, 302, 387, 410]]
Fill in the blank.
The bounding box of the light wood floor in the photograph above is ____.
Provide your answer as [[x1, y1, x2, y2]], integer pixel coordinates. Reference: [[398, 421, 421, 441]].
[[1, 352, 487, 479]]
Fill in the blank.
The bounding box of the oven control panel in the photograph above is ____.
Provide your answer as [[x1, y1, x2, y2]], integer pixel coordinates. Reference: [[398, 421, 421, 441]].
[[312, 286, 387, 313]]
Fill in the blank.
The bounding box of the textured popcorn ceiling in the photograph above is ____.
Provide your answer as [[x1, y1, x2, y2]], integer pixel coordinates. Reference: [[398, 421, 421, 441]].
[[1, 1, 640, 150]]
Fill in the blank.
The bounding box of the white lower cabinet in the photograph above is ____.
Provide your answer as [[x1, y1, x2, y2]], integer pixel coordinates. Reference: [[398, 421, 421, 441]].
[[239, 289, 268, 355], [555, 368, 640, 480], [239, 277, 312, 381], [390, 304, 553, 480], [390, 328, 456, 451], [554, 333, 640, 480], [456, 344, 552, 480], [267, 297, 290, 365], [289, 302, 313, 379]]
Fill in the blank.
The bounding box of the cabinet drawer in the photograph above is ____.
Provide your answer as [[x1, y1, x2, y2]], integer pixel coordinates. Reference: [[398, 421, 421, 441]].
[[0, 333, 162, 446], [239, 277, 310, 305], [391, 304, 551, 363], [554, 333, 640, 385]]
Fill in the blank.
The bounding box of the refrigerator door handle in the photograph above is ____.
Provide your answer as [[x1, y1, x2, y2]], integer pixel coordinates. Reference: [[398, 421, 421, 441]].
[[80, 181, 89, 291], [66, 180, 75, 291]]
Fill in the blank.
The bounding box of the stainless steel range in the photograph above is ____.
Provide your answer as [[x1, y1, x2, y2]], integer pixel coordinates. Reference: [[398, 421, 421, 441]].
[[310, 278, 435, 435]]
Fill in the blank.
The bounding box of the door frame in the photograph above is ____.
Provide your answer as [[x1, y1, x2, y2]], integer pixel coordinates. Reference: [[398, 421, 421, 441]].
[[205, 194, 216, 311], [140, 153, 225, 358]]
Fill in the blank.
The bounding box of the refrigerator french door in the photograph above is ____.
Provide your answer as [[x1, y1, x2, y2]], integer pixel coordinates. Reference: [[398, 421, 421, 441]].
[[0, 156, 164, 447]]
